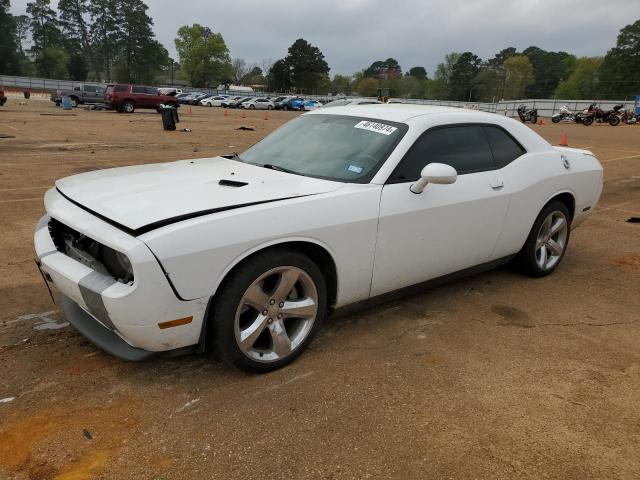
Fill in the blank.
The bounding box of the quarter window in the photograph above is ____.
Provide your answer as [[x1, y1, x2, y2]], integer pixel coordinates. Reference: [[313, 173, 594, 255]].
[[389, 125, 495, 182], [483, 126, 526, 168]]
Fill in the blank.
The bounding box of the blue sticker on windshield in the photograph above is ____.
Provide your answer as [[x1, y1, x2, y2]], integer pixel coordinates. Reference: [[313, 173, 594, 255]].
[[347, 165, 363, 174]]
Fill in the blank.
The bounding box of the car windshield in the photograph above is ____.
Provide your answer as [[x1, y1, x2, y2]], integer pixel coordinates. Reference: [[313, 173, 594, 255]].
[[237, 114, 407, 183]]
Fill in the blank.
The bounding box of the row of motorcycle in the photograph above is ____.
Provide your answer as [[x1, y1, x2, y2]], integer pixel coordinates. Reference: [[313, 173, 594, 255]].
[[517, 103, 637, 126]]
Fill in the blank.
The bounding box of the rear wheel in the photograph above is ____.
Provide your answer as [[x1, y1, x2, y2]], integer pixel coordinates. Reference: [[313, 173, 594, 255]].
[[122, 101, 135, 113], [609, 115, 620, 126], [551, 115, 561, 123], [69, 96, 78, 108], [249, 104, 255, 110], [582, 116, 593, 126], [516, 200, 571, 277], [209, 249, 326, 373]]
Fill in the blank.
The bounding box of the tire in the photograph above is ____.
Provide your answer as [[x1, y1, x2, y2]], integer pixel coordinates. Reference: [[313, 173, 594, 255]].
[[55, 101, 61, 107], [516, 200, 571, 277], [283, 105, 289, 111], [531, 113, 538, 124], [551, 115, 561, 124], [69, 96, 79, 108], [122, 101, 135, 113], [582, 116, 593, 126], [608, 115, 620, 126], [249, 104, 255, 110], [209, 249, 327, 373], [267, 105, 273, 110]]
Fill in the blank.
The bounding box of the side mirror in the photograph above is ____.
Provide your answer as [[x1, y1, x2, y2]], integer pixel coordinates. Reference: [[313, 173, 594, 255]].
[[410, 163, 457, 194]]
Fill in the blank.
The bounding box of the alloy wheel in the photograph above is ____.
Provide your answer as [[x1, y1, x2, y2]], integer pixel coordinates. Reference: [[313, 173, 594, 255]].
[[535, 210, 568, 271], [234, 266, 318, 363]]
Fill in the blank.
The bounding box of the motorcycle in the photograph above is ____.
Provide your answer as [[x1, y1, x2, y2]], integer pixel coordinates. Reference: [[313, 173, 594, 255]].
[[617, 107, 638, 125], [581, 103, 622, 126], [551, 105, 580, 124], [517, 104, 538, 124]]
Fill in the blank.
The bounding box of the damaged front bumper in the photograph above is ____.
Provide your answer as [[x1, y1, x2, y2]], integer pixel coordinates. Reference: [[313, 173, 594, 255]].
[[34, 188, 209, 359]]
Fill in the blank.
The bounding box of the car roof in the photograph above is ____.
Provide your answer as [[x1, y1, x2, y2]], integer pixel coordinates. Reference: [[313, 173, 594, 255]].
[[306, 104, 495, 123]]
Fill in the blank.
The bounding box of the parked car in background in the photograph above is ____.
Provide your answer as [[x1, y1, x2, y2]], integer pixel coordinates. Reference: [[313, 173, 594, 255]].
[[35, 105, 603, 371], [158, 88, 182, 96], [241, 98, 275, 110], [188, 93, 212, 105], [177, 92, 203, 104], [273, 96, 296, 109], [323, 98, 382, 108], [104, 84, 179, 113], [50, 84, 106, 107], [277, 97, 304, 111], [227, 97, 253, 109], [0, 87, 6, 107], [201, 95, 229, 107], [300, 100, 323, 111], [220, 96, 243, 108]]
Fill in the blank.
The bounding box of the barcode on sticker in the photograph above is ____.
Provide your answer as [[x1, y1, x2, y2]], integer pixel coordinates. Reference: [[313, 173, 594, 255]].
[[354, 121, 398, 135]]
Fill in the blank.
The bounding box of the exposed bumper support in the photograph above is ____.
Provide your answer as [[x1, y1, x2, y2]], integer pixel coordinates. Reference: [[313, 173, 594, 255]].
[[62, 296, 156, 361]]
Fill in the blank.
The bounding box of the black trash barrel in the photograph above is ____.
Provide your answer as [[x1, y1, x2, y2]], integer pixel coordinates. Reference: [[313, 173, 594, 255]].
[[160, 105, 178, 131]]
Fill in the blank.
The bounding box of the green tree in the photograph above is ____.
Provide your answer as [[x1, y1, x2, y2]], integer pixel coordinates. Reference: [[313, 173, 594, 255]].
[[449, 52, 481, 101], [406, 66, 427, 80], [35, 46, 69, 78], [554, 57, 603, 99], [356, 77, 379, 97], [523, 46, 576, 97], [175, 23, 232, 88], [268, 59, 292, 92], [58, 0, 99, 79], [114, 0, 168, 83], [488, 47, 517, 68], [27, 0, 66, 76], [331, 74, 352, 95], [0, 0, 20, 74], [364, 58, 402, 78], [433, 52, 461, 99], [599, 20, 640, 98], [284, 39, 330, 93], [88, 0, 120, 80], [502, 55, 534, 99]]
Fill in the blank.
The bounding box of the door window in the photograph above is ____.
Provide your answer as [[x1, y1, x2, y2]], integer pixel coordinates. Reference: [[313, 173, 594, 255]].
[[389, 125, 495, 182], [483, 126, 526, 169], [132, 86, 145, 94]]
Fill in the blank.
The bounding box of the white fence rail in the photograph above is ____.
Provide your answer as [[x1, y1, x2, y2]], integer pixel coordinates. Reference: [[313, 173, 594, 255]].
[[2, 74, 638, 117]]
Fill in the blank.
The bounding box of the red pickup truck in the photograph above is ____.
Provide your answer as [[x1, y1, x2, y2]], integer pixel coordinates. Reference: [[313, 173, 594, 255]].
[[105, 84, 179, 113]]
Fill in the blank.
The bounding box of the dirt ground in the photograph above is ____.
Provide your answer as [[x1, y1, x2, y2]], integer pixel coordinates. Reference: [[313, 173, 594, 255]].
[[0, 94, 639, 480]]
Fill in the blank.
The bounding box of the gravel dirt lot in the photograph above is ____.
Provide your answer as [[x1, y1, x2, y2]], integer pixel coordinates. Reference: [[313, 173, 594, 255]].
[[0, 94, 639, 480]]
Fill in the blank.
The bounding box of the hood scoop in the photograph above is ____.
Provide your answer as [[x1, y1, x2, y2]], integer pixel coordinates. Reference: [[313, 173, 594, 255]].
[[218, 179, 248, 188]]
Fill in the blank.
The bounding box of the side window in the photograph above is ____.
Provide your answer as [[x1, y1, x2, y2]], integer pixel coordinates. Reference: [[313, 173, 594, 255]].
[[114, 84, 128, 93], [132, 86, 145, 94], [83, 85, 95, 93], [389, 125, 495, 182], [483, 126, 526, 169], [145, 87, 158, 95]]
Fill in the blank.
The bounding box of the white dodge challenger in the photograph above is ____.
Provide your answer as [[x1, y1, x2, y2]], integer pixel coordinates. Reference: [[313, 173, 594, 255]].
[[34, 105, 603, 372]]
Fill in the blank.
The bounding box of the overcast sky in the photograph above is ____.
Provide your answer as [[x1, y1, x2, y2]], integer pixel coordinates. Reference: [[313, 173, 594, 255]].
[[9, 0, 640, 76]]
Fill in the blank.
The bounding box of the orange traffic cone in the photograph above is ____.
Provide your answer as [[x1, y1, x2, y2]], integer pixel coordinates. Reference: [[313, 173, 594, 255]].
[[241, 110, 246, 118], [538, 119, 545, 125], [188, 105, 192, 114], [224, 108, 228, 117], [263, 111, 269, 121], [560, 132, 568, 146]]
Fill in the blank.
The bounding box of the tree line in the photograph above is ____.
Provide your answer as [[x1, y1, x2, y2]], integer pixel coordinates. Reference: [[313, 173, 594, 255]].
[[0, 0, 638, 100]]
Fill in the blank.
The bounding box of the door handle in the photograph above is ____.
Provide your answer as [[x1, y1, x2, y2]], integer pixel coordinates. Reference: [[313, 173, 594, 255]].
[[490, 179, 504, 190]]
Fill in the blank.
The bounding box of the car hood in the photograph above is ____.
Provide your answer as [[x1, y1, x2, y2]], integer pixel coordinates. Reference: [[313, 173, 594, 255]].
[[55, 156, 343, 234]]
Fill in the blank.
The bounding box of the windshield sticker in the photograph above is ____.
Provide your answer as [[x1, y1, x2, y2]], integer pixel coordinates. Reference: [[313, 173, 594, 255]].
[[347, 165, 363, 174], [354, 120, 398, 135]]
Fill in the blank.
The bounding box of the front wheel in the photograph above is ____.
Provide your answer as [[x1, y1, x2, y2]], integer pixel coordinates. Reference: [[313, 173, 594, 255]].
[[582, 116, 593, 126], [122, 101, 135, 113], [209, 249, 327, 373], [249, 104, 255, 110], [267, 105, 273, 110], [551, 114, 561, 124], [609, 115, 620, 126], [516, 200, 571, 277], [531, 113, 538, 124]]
